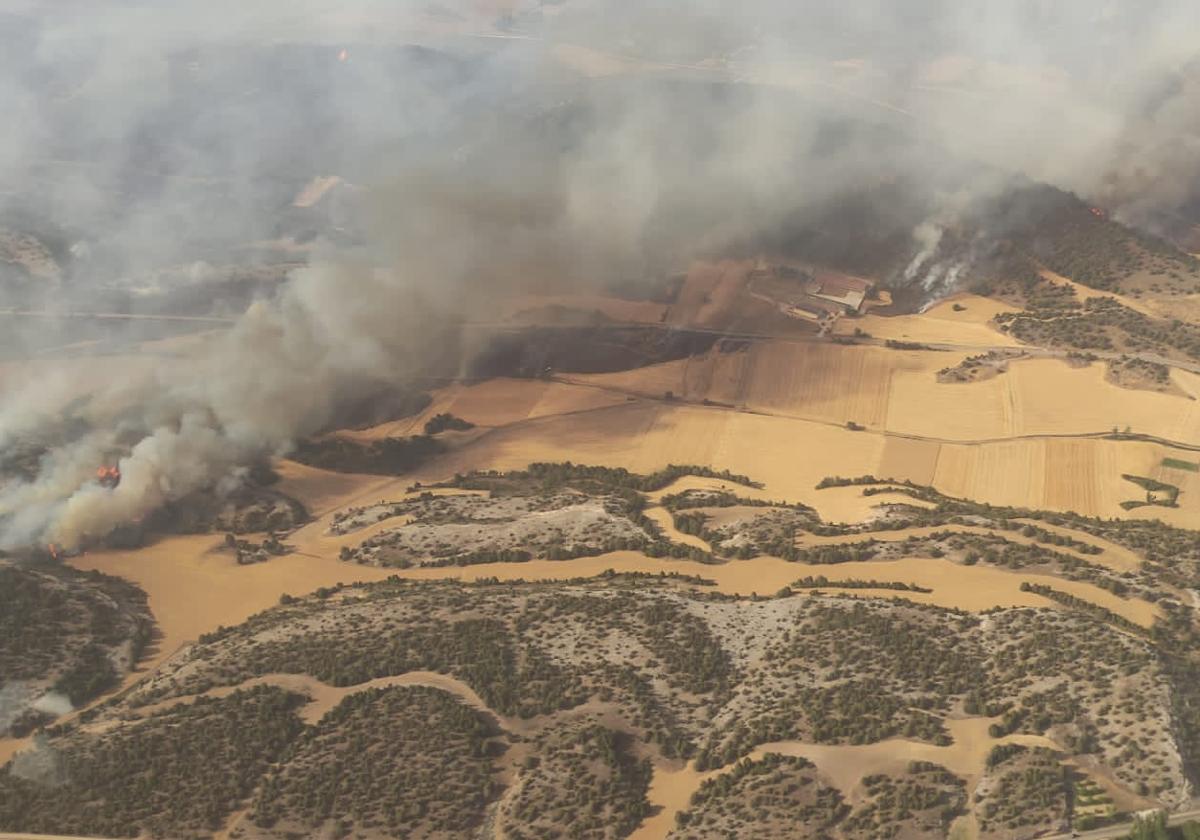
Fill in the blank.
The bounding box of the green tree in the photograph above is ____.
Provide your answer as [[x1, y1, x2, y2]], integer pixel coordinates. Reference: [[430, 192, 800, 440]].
[[1127, 811, 1168, 840]]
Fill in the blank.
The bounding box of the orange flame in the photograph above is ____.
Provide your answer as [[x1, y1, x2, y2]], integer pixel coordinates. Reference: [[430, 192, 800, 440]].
[[1089, 207, 1107, 219], [47, 543, 60, 561], [96, 465, 121, 487], [338, 48, 349, 63]]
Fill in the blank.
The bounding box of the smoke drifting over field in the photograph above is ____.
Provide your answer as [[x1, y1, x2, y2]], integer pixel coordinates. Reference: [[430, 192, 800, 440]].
[[2, 0, 1200, 548]]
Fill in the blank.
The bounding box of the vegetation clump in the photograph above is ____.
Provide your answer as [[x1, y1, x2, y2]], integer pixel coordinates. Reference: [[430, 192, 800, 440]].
[[502, 723, 652, 840], [423, 412, 475, 435], [251, 686, 500, 838], [975, 746, 1069, 838], [290, 433, 443, 475], [0, 686, 306, 838], [842, 761, 967, 839], [670, 753, 847, 838], [0, 561, 153, 735]]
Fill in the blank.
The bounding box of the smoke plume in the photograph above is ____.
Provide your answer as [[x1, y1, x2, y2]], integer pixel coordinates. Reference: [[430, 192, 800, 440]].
[[2, 0, 1200, 548]]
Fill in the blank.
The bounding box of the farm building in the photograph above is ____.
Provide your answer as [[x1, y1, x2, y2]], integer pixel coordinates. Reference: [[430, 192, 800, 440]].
[[806, 272, 870, 312]]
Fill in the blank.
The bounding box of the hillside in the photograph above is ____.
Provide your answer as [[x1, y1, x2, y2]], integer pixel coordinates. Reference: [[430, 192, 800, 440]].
[[0, 561, 153, 739], [4, 466, 1200, 838]]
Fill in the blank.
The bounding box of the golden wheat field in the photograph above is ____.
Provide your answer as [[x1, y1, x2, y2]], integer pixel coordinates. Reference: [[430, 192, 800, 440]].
[[832, 293, 1021, 346], [344, 390, 1198, 523], [580, 340, 1200, 446], [887, 356, 1200, 444]]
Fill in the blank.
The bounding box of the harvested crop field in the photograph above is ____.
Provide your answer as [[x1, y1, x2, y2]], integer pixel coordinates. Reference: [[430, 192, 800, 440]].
[[579, 341, 916, 427], [579, 338, 1200, 447], [878, 437, 941, 485], [272, 459, 391, 516], [395, 399, 1188, 521], [834, 294, 1021, 346], [422, 402, 887, 520], [666, 260, 750, 328], [338, 378, 629, 442], [933, 437, 1198, 524], [889, 355, 1200, 444]]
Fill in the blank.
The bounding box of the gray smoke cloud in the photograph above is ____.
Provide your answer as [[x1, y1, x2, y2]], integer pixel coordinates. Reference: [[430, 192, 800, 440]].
[[1, 0, 1200, 548]]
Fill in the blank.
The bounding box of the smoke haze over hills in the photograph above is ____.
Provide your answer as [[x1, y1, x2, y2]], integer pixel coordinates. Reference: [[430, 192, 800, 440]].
[[2, 0, 1200, 548]]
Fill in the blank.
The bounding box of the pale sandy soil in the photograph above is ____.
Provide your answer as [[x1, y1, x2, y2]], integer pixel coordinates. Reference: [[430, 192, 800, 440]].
[[834, 293, 1021, 346], [1175, 369, 1200, 401], [631, 715, 1055, 840], [1140, 292, 1200, 323]]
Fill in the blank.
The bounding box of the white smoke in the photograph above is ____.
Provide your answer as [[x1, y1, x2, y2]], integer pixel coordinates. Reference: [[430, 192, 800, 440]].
[[903, 221, 945, 282], [2, 0, 1200, 548], [0, 258, 445, 549], [30, 692, 73, 718]]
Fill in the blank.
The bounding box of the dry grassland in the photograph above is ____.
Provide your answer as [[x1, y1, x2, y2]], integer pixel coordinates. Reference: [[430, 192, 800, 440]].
[[423, 402, 887, 520], [1141, 292, 1200, 322]]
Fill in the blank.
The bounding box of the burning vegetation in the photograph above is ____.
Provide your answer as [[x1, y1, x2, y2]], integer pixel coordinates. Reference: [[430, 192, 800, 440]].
[[95, 465, 120, 489]]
